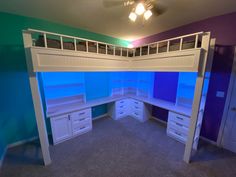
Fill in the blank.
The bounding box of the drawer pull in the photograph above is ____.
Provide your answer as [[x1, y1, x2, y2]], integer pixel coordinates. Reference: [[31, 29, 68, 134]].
[[79, 118, 86, 121], [80, 126, 86, 130], [120, 105, 124, 108], [135, 106, 139, 109], [79, 112, 85, 115], [134, 102, 138, 104], [120, 101, 124, 104], [176, 116, 183, 121], [176, 122, 183, 127], [135, 112, 139, 115], [120, 112, 124, 114], [175, 131, 182, 136]]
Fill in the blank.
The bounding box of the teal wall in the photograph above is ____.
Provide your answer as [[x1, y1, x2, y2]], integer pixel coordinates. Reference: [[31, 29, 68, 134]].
[[0, 12, 129, 160], [85, 72, 110, 101]]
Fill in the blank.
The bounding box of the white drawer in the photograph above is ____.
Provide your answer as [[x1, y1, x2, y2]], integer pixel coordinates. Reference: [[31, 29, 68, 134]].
[[116, 99, 128, 107], [71, 115, 91, 124], [116, 109, 127, 119], [167, 128, 187, 143], [116, 104, 126, 110], [168, 121, 189, 135], [70, 108, 91, 120], [132, 110, 143, 120], [132, 103, 143, 110], [72, 120, 92, 136], [131, 100, 144, 107], [72, 117, 92, 127], [168, 112, 190, 128]]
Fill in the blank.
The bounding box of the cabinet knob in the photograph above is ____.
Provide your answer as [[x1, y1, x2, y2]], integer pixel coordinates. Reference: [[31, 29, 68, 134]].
[[68, 115, 71, 120]]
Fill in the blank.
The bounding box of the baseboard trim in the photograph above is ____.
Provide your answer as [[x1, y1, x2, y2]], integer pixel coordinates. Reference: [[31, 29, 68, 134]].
[[7, 136, 39, 149], [151, 116, 167, 125], [92, 113, 108, 121], [200, 136, 217, 146], [0, 136, 39, 169], [0, 147, 7, 169]]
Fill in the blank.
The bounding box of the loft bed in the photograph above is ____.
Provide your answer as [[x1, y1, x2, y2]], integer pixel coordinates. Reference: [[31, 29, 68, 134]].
[[22, 29, 214, 166], [24, 29, 204, 72]]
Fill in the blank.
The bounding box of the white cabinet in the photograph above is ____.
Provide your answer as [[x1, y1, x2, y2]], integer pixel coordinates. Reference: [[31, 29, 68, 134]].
[[50, 114, 72, 144], [70, 109, 92, 136], [130, 99, 147, 122], [50, 108, 92, 144], [109, 98, 150, 122], [167, 111, 203, 149], [109, 99, 130, 120]]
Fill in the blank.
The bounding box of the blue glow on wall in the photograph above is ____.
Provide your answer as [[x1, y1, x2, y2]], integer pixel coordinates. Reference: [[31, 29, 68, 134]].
[[177, 72, 197, 100], [137, 72, 154, 93], [109, 72, 124, 90], [85, 72, 110, 101], [124, 72, 137, 88], [41, 72, 85, 99]]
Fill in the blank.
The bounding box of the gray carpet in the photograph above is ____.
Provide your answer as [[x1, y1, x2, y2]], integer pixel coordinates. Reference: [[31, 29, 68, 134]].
[[1, 116, 236, 177]]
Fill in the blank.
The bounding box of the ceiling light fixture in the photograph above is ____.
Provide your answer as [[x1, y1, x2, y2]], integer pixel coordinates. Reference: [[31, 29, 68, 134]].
[[135, 3, 145, 15], [129, 2, 153, 22], [127, 44, 134, 48], [129, 12, 137, 22], [144, 10, 152, 20]]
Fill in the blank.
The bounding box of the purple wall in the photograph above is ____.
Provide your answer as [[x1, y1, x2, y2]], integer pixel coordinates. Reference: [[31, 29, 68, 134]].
[[153, 72, 179, 103], [201, 45, 234, 141], [132, 12, 236, 46], [134, 12, 236, 141]]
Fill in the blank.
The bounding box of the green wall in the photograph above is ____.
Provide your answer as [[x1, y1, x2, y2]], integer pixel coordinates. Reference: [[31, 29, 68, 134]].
[[0, 12, 129, 160]]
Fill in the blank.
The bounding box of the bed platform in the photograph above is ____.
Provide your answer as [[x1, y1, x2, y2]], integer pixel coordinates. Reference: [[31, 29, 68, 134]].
[[22, 29, 213, 166], [24, 29, 206, 72]]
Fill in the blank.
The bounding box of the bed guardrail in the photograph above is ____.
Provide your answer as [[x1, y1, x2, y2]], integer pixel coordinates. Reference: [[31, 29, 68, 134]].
[[24, 29, 205, 58]]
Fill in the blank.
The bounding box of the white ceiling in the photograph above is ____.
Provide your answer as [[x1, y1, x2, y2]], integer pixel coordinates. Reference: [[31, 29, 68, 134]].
[[0, 0, 236, 41]]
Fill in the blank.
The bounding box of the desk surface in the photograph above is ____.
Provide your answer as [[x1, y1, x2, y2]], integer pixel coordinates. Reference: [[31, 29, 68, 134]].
[[47, 95, 193, 118]]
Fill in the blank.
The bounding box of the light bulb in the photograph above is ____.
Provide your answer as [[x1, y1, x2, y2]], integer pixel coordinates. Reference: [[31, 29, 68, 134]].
[[135, 3, 145, 15], [129, 12, 137, 22], [144, 10, 152, 20], [128, 44, 134, 48]]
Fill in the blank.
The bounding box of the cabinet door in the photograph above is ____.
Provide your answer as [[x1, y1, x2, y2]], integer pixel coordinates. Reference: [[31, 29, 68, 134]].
[[51, 114, 72, 144]]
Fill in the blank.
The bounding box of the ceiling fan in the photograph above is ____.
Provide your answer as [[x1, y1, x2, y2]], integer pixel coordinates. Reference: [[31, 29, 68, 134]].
[[103, 0, 167, 22]]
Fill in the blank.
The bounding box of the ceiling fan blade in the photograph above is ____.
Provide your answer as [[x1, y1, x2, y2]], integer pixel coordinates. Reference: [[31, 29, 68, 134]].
[[103, 0, 125, 8]]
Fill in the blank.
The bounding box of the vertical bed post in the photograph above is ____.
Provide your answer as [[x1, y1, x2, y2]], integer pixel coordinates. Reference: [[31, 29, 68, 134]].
[[22, 31, 52, 165], [183, 32, 211, 163]]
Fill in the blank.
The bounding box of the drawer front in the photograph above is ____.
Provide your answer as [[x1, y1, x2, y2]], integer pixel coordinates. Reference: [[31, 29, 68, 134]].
[[132, 103, 143, 111], [168, 121, 189, 135], [72, 117, 92, 127], [116, 99, 128, 107], [70, 108, 91, 120], [132, 110, 143, 121], [168, 112, 190, 128], [72, 120, 92, 136], [71, 115, 91, 124], [116, 109, 127, 118], [167, 128, 187, 143], [131, 100, 144, 107], [116, 104, 126, 110]]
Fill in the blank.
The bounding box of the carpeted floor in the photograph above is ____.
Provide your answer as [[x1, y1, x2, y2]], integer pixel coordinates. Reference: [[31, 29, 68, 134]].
[[1, 116, 236, 177]]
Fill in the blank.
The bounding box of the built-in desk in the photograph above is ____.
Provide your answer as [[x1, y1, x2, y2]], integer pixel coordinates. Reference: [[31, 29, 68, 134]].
[[46, 95, 204, 147], [46, 95, 192, 118]]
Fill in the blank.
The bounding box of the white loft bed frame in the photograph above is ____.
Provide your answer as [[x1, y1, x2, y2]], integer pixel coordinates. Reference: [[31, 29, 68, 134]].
[[22, 29, 214, 166]]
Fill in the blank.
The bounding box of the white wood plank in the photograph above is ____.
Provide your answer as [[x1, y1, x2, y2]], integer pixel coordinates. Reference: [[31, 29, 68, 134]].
[[29, 47, 202, 72], [23, 32, 51, 166], [183, 32, 211, 163]]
